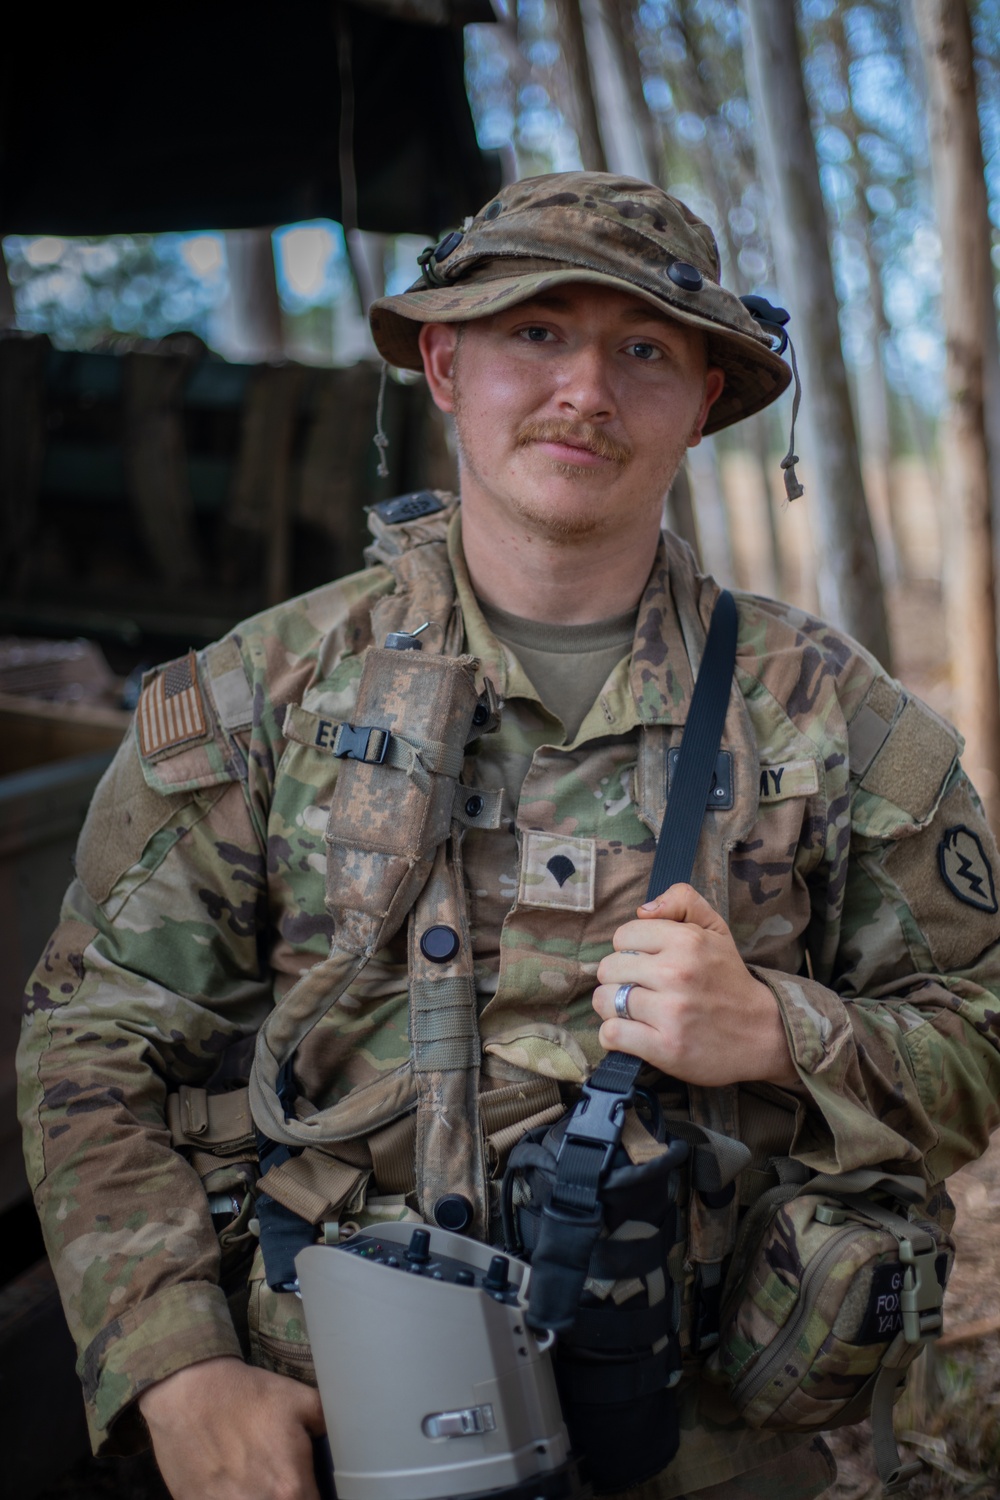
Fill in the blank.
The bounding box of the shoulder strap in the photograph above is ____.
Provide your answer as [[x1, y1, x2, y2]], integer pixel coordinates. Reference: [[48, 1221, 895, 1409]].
[[525, 590, 740, 1332]]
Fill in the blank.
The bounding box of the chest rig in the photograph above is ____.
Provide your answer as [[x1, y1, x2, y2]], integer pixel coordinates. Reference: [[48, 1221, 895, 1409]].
[[249, 492, 499, 1262]]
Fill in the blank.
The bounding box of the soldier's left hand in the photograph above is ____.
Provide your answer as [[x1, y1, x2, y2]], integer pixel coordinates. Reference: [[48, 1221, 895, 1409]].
[[593, 883, 799, 1087]]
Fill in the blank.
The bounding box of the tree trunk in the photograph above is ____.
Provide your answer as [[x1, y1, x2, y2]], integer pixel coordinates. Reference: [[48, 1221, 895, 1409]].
[[598, 0, 661, 179], [553, 0, 608, 171], [749, 413, 784, 598], [826, 6, 906, 584], [742, 0, 892, 668], [687, 437, 736, 586], [913, 0, 1000, 830], [665, 459, 702, 566], [225, 228, 284, 363]]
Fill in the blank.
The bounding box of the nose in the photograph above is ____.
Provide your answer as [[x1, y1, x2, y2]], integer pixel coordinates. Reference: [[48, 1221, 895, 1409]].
[[555, 341, 616, 422]]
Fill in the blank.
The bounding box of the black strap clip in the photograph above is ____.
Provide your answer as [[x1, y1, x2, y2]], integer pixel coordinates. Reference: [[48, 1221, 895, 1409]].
[[332, 723, 389, 764], [553, 1079, 631, 1190]]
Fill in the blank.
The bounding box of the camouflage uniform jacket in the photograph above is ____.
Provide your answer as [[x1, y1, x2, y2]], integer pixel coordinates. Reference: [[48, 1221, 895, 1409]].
[[18, 500, 1000, 1481]]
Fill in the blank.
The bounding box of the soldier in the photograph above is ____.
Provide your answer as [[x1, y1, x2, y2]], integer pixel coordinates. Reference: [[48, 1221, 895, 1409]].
[[18, 173, 1000, 1500]]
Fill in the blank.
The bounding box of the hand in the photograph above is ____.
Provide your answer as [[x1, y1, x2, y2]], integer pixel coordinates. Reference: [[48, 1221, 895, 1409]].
[[139, 1356, 326, 1500], [592, 883, 798, 1087]]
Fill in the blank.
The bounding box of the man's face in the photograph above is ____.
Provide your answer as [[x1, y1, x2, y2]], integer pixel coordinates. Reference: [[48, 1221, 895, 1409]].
[[418, 282, 724, 546]]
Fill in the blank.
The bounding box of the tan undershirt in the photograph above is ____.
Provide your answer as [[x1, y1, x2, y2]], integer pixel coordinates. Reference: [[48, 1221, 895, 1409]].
[[477, 599, 638, 741]]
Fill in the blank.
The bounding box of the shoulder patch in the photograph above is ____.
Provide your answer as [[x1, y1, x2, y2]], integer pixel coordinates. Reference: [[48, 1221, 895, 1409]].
[[137, 651, 209, 759], [76, 737, 188, 904], [882, 775, 1000, 970], [938, 825, 998, 913], [204, 638, 254, 732], [847, 677, 903, 779], [861, 696, 960, 824]]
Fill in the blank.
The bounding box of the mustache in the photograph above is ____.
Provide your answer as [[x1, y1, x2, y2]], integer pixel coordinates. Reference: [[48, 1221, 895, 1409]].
[[515, 419, 632, 469]]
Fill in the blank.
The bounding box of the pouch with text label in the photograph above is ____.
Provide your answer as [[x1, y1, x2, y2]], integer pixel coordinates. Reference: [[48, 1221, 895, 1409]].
[[713, 1176, 953, 1490]]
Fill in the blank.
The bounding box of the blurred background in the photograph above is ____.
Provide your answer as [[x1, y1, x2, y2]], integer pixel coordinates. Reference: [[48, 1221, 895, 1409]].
[[1, 1, 999, 1495]]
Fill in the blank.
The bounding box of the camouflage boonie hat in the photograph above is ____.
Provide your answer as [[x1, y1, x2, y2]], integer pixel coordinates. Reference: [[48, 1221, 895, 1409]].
[[369, 171, 792, 434]]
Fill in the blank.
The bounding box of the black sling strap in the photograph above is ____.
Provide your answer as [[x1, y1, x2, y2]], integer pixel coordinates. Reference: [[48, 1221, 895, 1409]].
[[525, 589, 739, 1331]]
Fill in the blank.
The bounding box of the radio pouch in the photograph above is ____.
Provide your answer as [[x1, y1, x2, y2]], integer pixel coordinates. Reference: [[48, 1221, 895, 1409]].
[[503, 1105, 689, 1492], [714, 1171, 953, 1495]]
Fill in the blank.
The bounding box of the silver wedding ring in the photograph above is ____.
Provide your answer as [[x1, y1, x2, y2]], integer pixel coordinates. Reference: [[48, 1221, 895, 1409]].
[[613, 983, 635, 1020]]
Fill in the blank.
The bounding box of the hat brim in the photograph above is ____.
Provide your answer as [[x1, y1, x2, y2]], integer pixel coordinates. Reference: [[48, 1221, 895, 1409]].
[[369, 267, 791, 434]]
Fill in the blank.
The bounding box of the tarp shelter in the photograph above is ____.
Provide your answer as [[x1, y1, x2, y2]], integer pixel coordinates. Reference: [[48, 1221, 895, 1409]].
[[1, 0, 501, 235]]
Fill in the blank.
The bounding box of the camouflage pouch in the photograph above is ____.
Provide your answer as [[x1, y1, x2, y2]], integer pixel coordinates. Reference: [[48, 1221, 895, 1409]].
[[715, 1171, 953, 1493]]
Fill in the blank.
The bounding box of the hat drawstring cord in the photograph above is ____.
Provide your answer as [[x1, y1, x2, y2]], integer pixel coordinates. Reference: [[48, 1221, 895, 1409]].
[[373, 360, 390, 479], [780, 333, 804, 503]]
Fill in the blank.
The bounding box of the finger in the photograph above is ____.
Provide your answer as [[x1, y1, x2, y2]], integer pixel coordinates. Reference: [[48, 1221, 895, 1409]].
[[592, 981, 652, 1026], [596, 949, 662, 988], [637, 882, 729, 935], [597, 1011, 667, 1064], [299, 1388, 327, 1437], [611, 913, 707, 956]]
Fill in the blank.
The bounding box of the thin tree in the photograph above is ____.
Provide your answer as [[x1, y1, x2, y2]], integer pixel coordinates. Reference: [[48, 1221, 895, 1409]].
[[827, 5, 907, 584], [743, 0, 892, 667], [553, 0, 608, 171], [912, 0, 1000, 830]]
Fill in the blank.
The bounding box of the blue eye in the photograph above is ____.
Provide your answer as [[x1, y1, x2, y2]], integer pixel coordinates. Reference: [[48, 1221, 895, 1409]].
[[628, 341, 660, 361], [520, 326, 553, 342]]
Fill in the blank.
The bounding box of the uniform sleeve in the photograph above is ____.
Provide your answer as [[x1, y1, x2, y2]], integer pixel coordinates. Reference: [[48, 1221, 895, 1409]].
[[755, 759, 1000, 1186], [16, 723, 272, 1453]]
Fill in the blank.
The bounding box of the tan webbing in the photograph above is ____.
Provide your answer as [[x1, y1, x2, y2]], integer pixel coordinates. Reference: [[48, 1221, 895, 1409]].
[[366, 1078, 567, 1195], [407, 838, 488, 1233], [257, 1148, 369, 1225], [479, 1078, 562, 1136], [368, 1112, 418, 1194], [620, 1108, 671, 1165], [167, 1085, 256, 1156], [485, 1103, 566, 1178]]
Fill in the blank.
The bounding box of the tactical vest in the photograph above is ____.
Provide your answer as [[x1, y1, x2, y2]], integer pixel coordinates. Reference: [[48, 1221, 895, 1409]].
[[168, 491, 800, 1347], [154, 492, 957, 1495]]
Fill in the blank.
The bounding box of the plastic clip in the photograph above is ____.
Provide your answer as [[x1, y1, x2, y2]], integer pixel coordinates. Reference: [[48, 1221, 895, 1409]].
[[899, 1235, 943, 1344], [332, 724, 389, 764]]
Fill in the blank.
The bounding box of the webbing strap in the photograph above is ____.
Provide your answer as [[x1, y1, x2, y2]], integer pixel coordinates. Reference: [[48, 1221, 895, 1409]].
[[409, 975, 479, 1069], [526, 591, 738, 1332]]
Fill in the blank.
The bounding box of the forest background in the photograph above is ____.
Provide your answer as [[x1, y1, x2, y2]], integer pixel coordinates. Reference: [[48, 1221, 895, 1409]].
[[3, 2, 1000, 1496]]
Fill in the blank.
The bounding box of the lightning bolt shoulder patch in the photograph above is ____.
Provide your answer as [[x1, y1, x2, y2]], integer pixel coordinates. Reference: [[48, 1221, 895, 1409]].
[[938, 825, 999, 913]]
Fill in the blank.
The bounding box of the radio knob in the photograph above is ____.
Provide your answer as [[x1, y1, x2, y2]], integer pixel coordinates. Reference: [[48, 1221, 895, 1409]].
[[406, 1229, 431, 1264], [483, 1254, 510, 1292]]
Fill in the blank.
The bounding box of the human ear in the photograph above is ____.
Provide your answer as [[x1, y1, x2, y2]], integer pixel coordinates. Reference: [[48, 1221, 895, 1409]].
[[686, 367, 725, 448], [418, 324, 460, 413]]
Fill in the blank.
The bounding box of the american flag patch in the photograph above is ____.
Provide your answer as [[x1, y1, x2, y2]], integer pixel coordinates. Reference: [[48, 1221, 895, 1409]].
[[137, 651, 208, 758]]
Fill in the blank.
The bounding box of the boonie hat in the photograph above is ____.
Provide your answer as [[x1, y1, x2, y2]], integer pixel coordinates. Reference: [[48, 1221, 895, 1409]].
[[369, 171, 792, 435]]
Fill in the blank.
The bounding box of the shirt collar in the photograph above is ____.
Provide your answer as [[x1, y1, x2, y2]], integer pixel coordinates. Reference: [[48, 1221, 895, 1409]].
[[447, 509, 701, 733]]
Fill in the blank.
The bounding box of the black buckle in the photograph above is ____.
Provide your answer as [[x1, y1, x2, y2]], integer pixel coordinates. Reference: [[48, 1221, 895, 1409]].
[[554, 1080, 631, 1182], [333, 724, 389, 764]]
